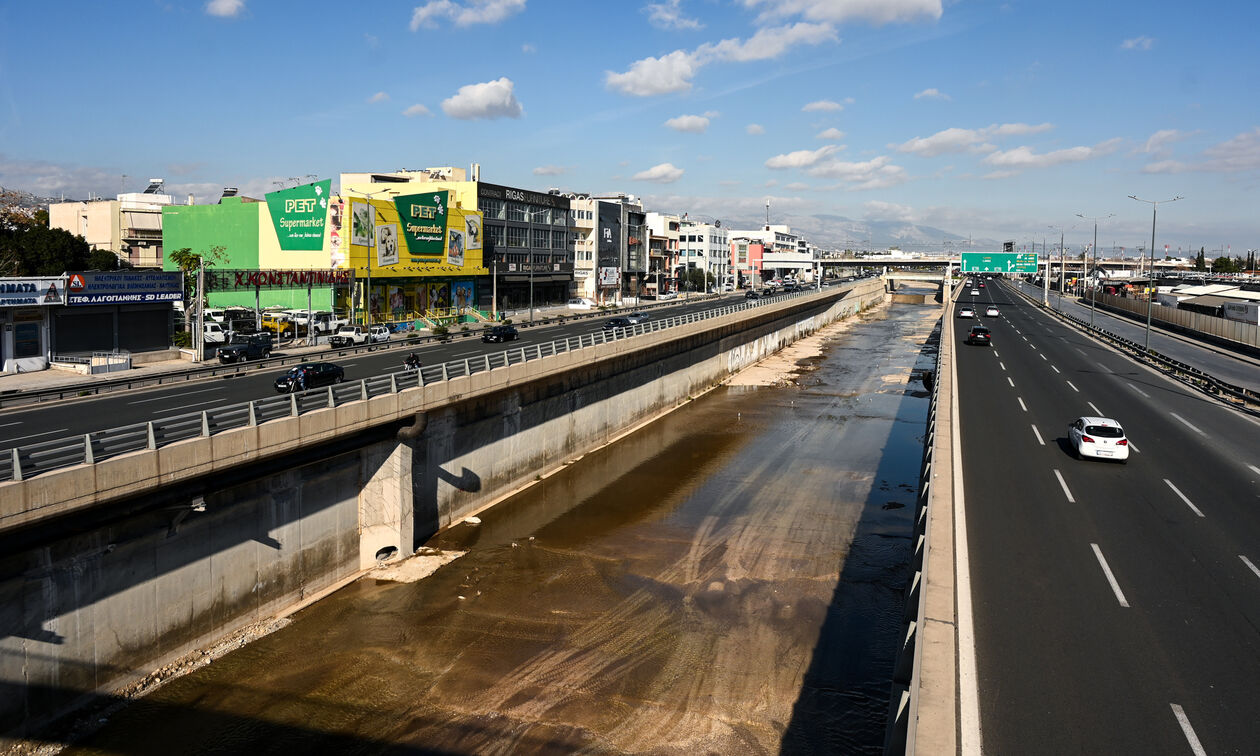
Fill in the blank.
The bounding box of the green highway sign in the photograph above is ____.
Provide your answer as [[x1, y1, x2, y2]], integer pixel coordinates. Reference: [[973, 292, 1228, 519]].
[[961, 252, 1039, 273]]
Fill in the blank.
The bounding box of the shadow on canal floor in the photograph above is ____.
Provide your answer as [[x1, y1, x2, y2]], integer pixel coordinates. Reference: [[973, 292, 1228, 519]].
[[779, 321, 940, 756]]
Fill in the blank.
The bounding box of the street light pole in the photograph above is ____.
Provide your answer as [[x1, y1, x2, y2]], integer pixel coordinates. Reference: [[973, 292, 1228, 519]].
[[1076, 213, 1114, 329], [1129, 194, 1183, 352]]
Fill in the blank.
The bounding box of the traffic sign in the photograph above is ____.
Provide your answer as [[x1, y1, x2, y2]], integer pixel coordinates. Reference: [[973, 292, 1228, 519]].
[[961, 252, 1038, 273]]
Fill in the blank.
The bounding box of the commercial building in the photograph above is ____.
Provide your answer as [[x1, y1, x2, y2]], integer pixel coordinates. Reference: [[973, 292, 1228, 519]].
[[730, 237, 767, 287], [645, 212, 681, 297], [48, 180, 179, 268], [678, 219, 729, 292]]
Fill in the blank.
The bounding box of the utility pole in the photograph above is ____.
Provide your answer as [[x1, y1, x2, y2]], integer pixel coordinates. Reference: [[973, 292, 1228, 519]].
[[1076, 213, 1114, 329], [1129, 195, 1183, 351]]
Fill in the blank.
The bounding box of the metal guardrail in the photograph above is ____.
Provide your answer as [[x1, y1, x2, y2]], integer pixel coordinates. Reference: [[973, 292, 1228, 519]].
[[1009, 282, 1260, 415], [0, 286, 847, 483]]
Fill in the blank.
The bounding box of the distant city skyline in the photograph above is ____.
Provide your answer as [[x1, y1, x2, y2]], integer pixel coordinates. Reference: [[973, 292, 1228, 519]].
[[2, 0, 1257, 254]]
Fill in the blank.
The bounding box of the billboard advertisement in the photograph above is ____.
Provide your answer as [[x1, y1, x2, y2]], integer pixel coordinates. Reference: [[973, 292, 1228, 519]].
[[394, 191, 448, 257], [376, 223, 399, 267], [66, 271, 183, 306], [265, 179, 331, 250], [0, 277, 66, 307]]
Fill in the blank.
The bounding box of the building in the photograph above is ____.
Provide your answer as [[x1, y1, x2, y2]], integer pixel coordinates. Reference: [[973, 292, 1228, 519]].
[[678, 219, 729, 292], [728, 224, 816, 282], [730, 237, 767, 287], [569, 196, 597, 299], [645, 212, 681, 297], [48, 180, 178, 268]]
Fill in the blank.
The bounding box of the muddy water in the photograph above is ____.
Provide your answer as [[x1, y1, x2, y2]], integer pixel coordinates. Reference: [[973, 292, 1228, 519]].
[[64, 302, 939, 756]]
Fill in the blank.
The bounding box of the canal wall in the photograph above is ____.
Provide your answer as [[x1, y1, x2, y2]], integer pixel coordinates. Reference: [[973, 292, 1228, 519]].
[[1, 280, 886, 741]]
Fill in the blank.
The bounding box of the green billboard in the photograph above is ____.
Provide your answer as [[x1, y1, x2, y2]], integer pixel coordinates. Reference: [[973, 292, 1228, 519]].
[[394, 191, 448, 257], [265, 179, 331, 250], [961, 252, 1038, 273]]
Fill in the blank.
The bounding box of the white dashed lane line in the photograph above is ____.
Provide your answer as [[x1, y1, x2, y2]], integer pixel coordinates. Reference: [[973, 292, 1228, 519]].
[[1169, 412, 1207, 437], [1091, 543, 1130, 608], [3, 428, 69, 444], [1087, 402, 1102, 416], [1095, 362, 1110, 373], [1051, 366, 1061, 374], [1170, 704, 1207, 756], [1031, 425, 1045, 446], [1249, 464, 1260, 476], [1018, 397, 1027, 412], [1054, 469, 1075, 503], [1241, 555, 1260, 581], [1040, 353, 1047, 361], [1164, 479, 1205, 518], [1128, 383, 1150, 398], [1007, 377, 1014, 388], [1066, 380, 1079, 392], [999, 362, 1006, 371], [128, 386, 222, 405]]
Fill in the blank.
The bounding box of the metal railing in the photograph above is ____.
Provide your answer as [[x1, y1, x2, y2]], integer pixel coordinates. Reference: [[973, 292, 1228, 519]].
[[1, 285, 848, 483]]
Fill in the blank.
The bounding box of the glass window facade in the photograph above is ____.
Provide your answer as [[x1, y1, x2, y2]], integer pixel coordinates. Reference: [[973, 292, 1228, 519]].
[[507, 225, 527, 247], [532, 228, 550, 249], [506, 202, 527, 222], [480, 198, 503, 220]]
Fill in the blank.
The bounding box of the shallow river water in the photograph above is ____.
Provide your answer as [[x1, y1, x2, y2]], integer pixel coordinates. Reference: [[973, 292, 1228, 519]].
[[64, 299, 939, 756]]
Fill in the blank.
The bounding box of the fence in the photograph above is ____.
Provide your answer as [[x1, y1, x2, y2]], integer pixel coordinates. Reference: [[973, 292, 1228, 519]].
[[0, 284, 857, 484], [1091, 291, 1259, 349]]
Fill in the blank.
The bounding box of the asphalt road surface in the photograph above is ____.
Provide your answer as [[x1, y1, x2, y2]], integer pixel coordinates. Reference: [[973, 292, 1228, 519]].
[[956, 278, 1260, 754]]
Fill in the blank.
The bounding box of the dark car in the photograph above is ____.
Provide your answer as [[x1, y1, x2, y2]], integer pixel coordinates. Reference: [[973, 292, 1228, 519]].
[[217, 333, 273, 363], [745, 289, 762, 299], [965, 326, 992, 346], [624, 312, 650, 324], [482, 324, 519, 343], [602, 317, 633, 330], [274, 362, 345, 393]]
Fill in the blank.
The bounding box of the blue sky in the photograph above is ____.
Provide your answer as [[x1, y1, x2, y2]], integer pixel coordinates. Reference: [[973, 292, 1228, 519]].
[[2, 0, 1258, 254]]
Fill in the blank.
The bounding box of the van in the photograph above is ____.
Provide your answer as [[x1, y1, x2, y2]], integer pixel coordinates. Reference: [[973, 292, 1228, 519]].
[[203, 322, 227, 344]]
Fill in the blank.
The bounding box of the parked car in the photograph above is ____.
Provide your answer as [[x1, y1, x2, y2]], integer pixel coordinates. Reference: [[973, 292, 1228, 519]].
[[369, 324, 391, 343], [624, 312, 650, 324], [203, 322, 227, 344], [957, 306, 975, 318], [965, 326, 992, 345], [273, 362, 345, 393], [216, 333, 273, 363], [602, 316, 632, 330], [482, 325, 519, 343], [261, 311, 295, 338], [1068, 416, 1130, 462], [328, 325, 370, 348], [985, 306, 1000, 317], [567, 298, 595, 310]]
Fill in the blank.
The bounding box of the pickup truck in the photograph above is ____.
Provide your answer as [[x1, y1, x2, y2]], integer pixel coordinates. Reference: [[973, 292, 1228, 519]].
[[328, 325, 390, 348], [216, 333, 274, 363]]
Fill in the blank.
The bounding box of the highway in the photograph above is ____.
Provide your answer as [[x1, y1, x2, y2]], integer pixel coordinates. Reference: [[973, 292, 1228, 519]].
[[0, 287, 846, 453], [1008, 278, 1260, 393], [955, 278, 1260, 754]]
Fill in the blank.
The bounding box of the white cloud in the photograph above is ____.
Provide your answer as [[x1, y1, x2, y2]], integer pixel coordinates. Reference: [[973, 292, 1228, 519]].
[[765, 145, 840, 169], [863, 200, 914, 222], [982, 138, 1120, 170], [802, 99, 843, 112], [805, 155, 908, 190], [742, 0, 942, 25], [522, 43, 536, 53], [746, 124, 766, 135], [441, 77, 523, 119], [1143, 127, 1260, 174], [402, 104, 432, 117], [1121, 35, 1154, 51], [205, 0, 244, 17], [533, 165, 566, 176], [605, 50, 700, 96], [1141, 129, 1188, 158], [368, 91, 390, 104], [665, 114, 711, 133], [632, 163, 685, 183], [410, 0, 526, 30], [816, 127, 846, 140], [784, 182, 812, 191], [646, 0, 704, 30], [765, 179, 779, 187], [914, 87, 950, 101], [606, 23, 836, 96], [893, 122, 1054, 156]]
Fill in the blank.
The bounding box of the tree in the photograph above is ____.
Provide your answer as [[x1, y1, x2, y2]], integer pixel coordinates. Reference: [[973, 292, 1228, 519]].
[[1195, 247, 1206, 271], [680, 267, 707, 292], [1211, 256, 1236, 274], [169, 245, 229, 332]]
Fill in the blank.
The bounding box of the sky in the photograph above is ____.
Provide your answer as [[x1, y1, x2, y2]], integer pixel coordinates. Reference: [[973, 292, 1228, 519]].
[[2, 0, 1259, 255]]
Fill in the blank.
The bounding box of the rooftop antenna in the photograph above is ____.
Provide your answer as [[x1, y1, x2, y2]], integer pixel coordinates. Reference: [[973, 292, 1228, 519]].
[[765, 200, 770, 227]]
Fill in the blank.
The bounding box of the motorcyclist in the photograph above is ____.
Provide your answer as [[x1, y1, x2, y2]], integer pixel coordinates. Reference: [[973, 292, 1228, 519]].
[[404, 353, 422, 370]]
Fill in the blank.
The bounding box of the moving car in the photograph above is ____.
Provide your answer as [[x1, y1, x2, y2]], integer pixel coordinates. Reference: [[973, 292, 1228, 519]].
[[965, 326, 992, 345], [602, 316, 632, 330], [957, 306, 976, 318], [481, 324, 519, 343], [624, 312, 650, 324], [985, 306, 1000, 317], [970, 289, 980, 296], [273, 362, 345, 393], [745, 290, 762, 299], [1068, 417, 1130, 462], [216, 333, 273, 363]]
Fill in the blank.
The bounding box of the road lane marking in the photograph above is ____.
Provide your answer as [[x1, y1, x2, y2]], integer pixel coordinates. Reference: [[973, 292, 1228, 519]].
[[128, 386, 222, 405], [1095, 362, 1110, 373], [1087, 402, 1102, 416], [0, 421, 20, 428], [1241, 555, 1260, 580], [1054, 469, 1075, 503], [1021, 335, 1028, 342], [1129, 441, 1140, 453], [153, 400, 236, 415], [1127, 383, 1150, 398], [1051, 365, 1060, 374], [1018, 397, 1027, 412], [1007, 377, 1015, 387], [1164, 479, 1205, 518], [3, 428, 70, 444], [999, 361, 1006, 371], [1169, 412, 1206, 436], [1091, 543, 1130, 608], [1040, 353, 1047, 360], [1170, 704, 1207, 756], [993, 350, 1000, 357], [1250, 464, 1260, 476], [950, 326, 982, 756], [1075, 347, 1088, 356], [1066, 380, 1079, 392], [1032, 425, 1044, 445]]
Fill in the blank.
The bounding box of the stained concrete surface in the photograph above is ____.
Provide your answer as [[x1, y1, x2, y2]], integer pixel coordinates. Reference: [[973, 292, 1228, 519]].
[[57, 300, 939, 756]]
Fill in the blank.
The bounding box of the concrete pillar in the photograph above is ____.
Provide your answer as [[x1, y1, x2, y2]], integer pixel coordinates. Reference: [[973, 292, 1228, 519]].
[[358, 439, 414, 569]]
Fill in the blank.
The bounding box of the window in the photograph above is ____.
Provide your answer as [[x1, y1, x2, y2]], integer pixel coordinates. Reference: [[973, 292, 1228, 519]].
[[486, 223, 505, 247], [13, 322, 41, 358], [533, 228, 550, 249], [552, 230, 568, 249], [506, 202, 527, 222], [531, 207, 550, 224], [507, 226, 527, 247], [481, 198, 503, 220]]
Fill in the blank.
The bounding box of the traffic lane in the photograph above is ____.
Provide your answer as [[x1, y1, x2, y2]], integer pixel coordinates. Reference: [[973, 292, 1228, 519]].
[[955, 321, 1183, 754], [1007, 280, 1260, 393], [973, 295, 1260, 752]]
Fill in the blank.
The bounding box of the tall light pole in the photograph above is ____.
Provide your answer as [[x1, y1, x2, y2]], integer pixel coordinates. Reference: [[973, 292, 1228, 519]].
[[1076, 213, 1114, 328], [1048, 225, 1065, 310], [1041, 235, 1049, 305], [1129, 195, 1183, 352]]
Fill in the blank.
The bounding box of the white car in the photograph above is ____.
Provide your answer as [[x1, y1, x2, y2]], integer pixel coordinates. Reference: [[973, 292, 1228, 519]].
[[1068, 417, 1130, 463], [957, 306, 975, 318], [971, 289, 980, 296], [369, 324, 391, 343], [567, 297, 595, 310], [985, 306, 1000, 317]]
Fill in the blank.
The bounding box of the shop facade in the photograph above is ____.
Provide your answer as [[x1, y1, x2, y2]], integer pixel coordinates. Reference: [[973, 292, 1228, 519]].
[[0, 277, 65, 373], [52, 271, 183, 356]]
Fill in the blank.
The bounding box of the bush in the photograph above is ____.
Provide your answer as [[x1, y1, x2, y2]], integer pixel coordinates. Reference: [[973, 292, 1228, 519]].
[[173, 331, 192, 348], [431, 324, 450, 340]]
